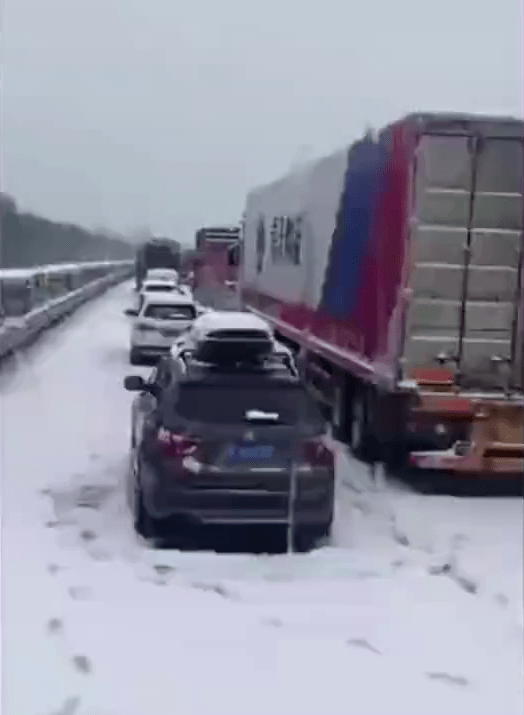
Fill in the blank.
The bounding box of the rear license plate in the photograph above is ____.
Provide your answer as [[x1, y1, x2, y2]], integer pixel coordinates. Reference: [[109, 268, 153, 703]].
[[226, 445, 274, 461]]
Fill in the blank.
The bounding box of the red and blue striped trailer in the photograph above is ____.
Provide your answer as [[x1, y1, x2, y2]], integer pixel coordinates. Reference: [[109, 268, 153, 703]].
[[240, 112, 523, 476]]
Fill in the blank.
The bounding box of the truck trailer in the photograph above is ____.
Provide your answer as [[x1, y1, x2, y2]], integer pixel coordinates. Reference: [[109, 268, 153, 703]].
[[194, 226, 240, 286], [239, 112, 523, 476], [135, 238, 181, 291], [192, 226, 241, 308]]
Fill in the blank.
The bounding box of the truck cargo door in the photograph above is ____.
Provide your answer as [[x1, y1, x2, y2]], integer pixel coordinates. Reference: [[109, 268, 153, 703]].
[[404, 129, 523, 390]]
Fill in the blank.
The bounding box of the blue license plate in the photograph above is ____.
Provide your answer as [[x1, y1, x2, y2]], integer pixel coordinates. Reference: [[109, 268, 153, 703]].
[[226, 445, 274, 461]]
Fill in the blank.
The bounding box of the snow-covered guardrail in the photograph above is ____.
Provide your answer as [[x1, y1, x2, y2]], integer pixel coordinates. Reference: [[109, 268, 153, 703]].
[[0, 259, 134, 281], [0, 260, 133, 360]]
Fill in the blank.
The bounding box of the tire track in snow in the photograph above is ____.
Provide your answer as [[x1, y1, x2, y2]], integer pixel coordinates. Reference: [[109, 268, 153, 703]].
[[4, 283, 520, 713], [40, 476, 114, 700], [48, 696, 82, 715], [334, 447, 522, 615]]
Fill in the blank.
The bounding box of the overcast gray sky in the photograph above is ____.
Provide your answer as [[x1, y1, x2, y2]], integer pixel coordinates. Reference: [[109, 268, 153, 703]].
[[2, 0, 522, 245]]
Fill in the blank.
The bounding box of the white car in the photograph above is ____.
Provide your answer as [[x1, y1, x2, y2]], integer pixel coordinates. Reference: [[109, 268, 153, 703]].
[[132, 278, 180, 311], [145, 268, 179, 284], [127, 293, 197, 364], [142, 278, 178, 295], [170, 310, 298, 373]]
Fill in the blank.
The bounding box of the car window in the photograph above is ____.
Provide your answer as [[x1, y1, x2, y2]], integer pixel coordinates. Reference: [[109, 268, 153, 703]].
[[150, 272, 176, 281], [173, 384, 323, 425], [144, 284, 174, 292], [143, 304, 196, 320]]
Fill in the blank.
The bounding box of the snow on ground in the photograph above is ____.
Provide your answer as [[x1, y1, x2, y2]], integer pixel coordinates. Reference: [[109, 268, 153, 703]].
[[1, 282, 522, 715]]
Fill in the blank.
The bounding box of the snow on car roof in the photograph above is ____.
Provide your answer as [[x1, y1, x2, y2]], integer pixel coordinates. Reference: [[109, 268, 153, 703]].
[[146, 269, 178, 278], [191, 311, 272, 334]]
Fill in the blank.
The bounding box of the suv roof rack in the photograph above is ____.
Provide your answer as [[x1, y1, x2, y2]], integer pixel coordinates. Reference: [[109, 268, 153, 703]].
[[170, 310, 299, 377], [175, 338, 298, 377]]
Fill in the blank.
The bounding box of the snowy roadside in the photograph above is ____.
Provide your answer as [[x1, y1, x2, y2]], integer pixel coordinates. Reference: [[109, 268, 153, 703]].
[[1, 282, 522, 715], [333, 451, 524, 629]]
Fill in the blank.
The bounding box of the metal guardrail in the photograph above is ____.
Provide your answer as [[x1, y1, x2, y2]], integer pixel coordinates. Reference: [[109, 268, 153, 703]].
[[0, 261, 133, 359], [0, 259, 133, 281], [0, 260, 134, 320]]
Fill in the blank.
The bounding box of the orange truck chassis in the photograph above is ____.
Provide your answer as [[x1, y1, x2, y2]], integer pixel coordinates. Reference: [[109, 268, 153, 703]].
[[407, 369, 523, 475]]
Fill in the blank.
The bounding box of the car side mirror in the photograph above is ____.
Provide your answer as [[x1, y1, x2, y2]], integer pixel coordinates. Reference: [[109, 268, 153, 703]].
[[124, 308, 138, 317], [124, 375, 146, 391]]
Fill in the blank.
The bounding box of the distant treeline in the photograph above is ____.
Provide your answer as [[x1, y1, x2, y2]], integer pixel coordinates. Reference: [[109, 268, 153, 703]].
[[0, 193, 134, 268]]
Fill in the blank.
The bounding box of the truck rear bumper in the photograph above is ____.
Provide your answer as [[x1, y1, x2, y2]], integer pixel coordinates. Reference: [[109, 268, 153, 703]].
[[409, 449, 524, 475], [407, 393, 523, 476]]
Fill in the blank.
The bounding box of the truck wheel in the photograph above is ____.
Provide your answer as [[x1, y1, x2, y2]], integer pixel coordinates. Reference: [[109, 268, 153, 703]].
[[349, 393, 364, 454], [349, 391, 376, 461], [134, 486, 155, 539], [382, 443, 407, 471], [332, 382, 349, 441]]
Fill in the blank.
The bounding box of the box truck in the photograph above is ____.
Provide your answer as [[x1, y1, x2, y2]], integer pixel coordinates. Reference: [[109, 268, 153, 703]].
[[239, 113, 523, 476]]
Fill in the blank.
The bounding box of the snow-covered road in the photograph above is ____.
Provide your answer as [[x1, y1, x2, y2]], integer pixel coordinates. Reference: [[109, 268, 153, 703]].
[[2, 282, 522, 715]]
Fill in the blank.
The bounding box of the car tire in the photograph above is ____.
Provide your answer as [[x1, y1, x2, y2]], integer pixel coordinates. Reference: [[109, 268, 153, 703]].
[[132, 454, 156, 539], [134, 486, 155, 539], [294, 521, 332, 552], [349, 391, 366, 456], [129, 348, 141, 365]]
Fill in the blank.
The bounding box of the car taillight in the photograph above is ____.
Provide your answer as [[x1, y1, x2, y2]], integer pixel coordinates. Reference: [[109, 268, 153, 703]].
[[135, 322, 150, 332], [301, 439, 334, 468], [156, 427, 200, 458]]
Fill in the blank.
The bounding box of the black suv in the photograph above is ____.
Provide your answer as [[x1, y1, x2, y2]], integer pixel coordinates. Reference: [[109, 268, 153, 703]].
[[124, 350, 335, 548]]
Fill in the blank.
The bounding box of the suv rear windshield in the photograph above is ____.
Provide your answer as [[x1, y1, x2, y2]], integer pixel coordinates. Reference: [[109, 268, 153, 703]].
[[144, 304, 196, 320], [144, 284, 174, 292], [174, 384, 323, 425]]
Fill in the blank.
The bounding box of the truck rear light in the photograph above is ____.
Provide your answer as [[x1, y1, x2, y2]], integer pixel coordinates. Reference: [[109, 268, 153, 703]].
[[301, 439, 334, 469], [156, 428, 200, 458]]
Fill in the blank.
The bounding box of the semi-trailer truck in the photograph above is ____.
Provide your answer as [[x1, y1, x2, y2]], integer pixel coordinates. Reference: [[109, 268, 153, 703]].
[[239, 112, 523, 476]]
